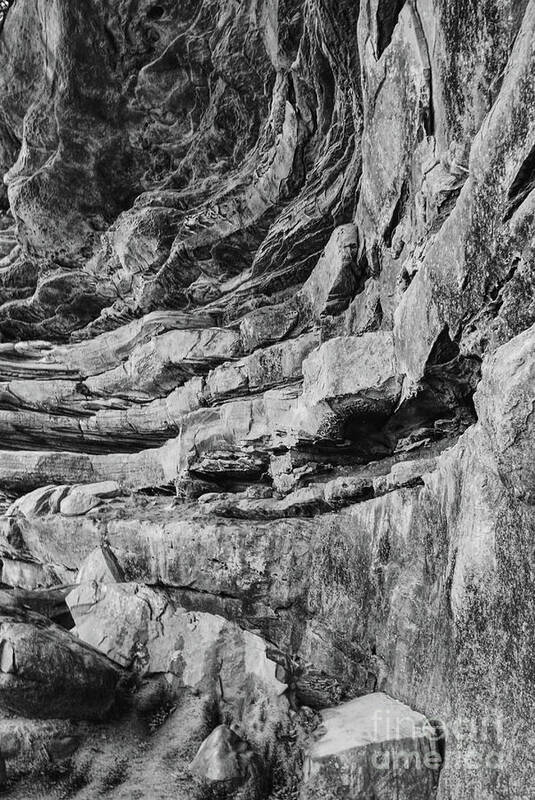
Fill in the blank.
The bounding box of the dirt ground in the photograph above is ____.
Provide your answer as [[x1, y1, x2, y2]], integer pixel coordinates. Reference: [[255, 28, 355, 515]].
[[3, 691, 216, 800]]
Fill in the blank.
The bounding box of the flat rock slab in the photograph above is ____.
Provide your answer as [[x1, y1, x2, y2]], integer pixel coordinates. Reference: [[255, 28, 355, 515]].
[[301, 692, 441, 799]]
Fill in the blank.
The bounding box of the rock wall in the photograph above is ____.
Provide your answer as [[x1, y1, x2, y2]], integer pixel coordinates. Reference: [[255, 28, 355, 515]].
[[0, 0, 534, 798]]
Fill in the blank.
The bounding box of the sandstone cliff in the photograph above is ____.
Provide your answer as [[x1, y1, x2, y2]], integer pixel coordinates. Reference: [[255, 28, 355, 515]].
[[0, 1, 534, 798]]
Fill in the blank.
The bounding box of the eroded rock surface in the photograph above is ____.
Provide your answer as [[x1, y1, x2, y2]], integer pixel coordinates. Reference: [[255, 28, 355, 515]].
[[0, 0, 534, 798]]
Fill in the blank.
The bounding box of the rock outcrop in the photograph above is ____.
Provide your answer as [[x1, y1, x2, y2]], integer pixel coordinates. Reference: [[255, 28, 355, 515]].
[[0, 0, 534, 798]]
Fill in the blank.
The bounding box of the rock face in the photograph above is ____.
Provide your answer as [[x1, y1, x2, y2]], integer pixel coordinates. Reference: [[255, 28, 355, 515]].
[[0, 0, 534, 798]]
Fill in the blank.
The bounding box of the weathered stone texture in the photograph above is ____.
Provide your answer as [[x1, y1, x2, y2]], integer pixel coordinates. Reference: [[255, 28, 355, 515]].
[[0, 0, 534, 798]]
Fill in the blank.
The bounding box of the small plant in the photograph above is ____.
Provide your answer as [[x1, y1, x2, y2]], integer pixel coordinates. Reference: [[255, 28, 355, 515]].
[[98, 757, 129, 794], [191, 776, 234, 800], [148, 699, 176, 733], [54, 753, 93, 800], [164, 738, 197, 763], [235, 781, 262, 800]]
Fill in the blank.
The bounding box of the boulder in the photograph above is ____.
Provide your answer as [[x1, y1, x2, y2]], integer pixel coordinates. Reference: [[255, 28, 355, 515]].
[[59, 481, 122, 517], [301, 693, 441, 799], [299, 332, 402, 436], [0, 592, 123, 720], [190, 725, 255, 783], [66, 581, 289, 752], [7, 485, 58, 518], [66, 581, 287, 693], [59, 491, 102, 517], [7, 482, 123, 519], [66, 582, 228, 673]]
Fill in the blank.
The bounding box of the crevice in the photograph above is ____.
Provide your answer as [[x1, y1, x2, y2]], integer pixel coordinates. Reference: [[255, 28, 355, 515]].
[[428, 718, 447, 768], [135, 484, 176, 496], [4, 585, 76, 630], [376, 0, 406, 58], [428, 182, 464, 235], [426, 326, 460, 365], [411, 0, 434, 136], [384, 180, 409, 248], [150, 581, 243, 606], [147, 4, 165, 20], [503, 141, 535, 222], [103, 24, 119, 60]]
